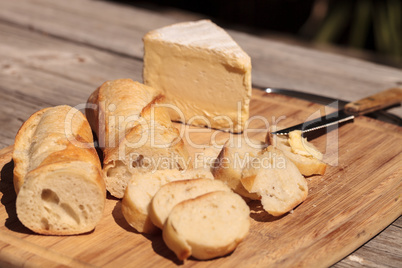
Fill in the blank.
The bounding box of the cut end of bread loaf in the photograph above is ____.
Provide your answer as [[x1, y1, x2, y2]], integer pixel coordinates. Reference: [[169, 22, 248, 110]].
[[241, 146, 308, 216], [12, 105, 105, 235], [163, 191, 250, 261], [121, 169, 214, 234], [266, 130, 327, 176], [16, 162, 105, 235]]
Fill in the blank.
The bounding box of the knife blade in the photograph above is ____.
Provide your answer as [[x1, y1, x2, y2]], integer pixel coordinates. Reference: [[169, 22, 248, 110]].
[[269, 87, 402, 135]]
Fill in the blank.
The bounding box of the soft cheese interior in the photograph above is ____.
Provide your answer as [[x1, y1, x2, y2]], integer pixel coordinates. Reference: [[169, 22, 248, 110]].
[[143, 20, 252, 133]]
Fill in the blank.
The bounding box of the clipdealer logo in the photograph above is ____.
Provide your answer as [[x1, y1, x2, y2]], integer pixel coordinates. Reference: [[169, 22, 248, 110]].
[[64, 99, 340, 170]]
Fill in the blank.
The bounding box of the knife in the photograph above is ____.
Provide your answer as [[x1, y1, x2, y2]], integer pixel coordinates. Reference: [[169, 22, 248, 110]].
[[269, 87, 402, 135]]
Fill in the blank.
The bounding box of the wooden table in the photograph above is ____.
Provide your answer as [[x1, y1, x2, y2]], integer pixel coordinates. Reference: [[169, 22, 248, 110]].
[[0, 0, 401, 267]]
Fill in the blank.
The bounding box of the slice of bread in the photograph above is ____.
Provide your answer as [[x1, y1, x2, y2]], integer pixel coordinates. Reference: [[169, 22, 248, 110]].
[[150, 178, 231, 229], [163, 191, 250, 261], [121, 169, 214, 234], [212, 136, 266, 200], [266, 130, 326, 176], [241, 146, 308, 216]]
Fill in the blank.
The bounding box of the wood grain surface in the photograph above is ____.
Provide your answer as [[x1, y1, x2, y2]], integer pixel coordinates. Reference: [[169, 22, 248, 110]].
[[0, 91, 401, 267], [0, 0, 401, 266]]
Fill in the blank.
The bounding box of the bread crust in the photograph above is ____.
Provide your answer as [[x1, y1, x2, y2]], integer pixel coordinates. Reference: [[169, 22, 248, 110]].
[[13, 105, 106, 235], [86, 79, 160, 148], [13, 107, 48, 193], [86, 79, 191, 198]]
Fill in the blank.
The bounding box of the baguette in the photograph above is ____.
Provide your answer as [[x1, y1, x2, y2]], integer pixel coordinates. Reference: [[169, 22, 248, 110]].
[[149, 178, 231, 229], [121, 169, 214, 234], [212, 136, 265, 199], [266, 130, 326, 176], [241, 146, 308, 216], [163, 191, 250, 260], [103, 97, 191, 198], [87, 79, 191, 198], [13, 105, 106, 235]]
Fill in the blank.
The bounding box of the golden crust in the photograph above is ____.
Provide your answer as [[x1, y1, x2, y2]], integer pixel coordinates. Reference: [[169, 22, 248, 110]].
[[13, 105, 102, 194], [13, 107, 49, 193], [86, 78, 160, 148]]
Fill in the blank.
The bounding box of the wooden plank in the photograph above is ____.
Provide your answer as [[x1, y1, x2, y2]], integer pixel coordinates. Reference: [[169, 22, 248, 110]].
[[0, 0, 401, 116], [0, 22, 143, 87], [0, 22, 144, 148], [335, 224, 402, 267], [0, 92, 401, 267], [0, 0, 184, 58]]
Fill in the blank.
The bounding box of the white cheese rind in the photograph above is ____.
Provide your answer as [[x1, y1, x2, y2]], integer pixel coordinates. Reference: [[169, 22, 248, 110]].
[[143, 20, 252, 133]]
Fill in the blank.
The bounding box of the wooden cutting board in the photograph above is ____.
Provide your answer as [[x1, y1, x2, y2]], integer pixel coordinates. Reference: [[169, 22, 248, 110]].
[[0, 90, 401, 267]]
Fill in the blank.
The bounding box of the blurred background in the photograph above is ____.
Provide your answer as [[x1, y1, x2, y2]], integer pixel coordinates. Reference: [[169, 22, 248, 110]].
[[111, 0, 402, 68]]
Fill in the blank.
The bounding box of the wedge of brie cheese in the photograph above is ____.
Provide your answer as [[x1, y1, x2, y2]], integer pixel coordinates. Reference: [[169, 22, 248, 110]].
[[143, 20, 252, 133]]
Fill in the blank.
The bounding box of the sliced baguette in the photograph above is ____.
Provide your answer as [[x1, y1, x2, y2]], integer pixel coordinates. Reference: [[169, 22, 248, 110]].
[[87, 79, 191, 198], [121, 169, 214, 234], [266, 130, 326, 176], [241, 146, 308, 216], [212, 136, 265, 199], [150, 178, 231, 229], [13, 105, 105, 235], [163, 191, 250, 260]]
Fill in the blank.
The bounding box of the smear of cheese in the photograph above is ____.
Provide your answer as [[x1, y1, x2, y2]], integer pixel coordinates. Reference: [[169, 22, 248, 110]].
[[143, 20, 252, 133], [288, 130, 323, 160]]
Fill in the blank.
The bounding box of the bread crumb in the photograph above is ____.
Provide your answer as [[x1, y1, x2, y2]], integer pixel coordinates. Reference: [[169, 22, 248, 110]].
[[347, 254, 364, 264], [289, 210, 294, 214], [312, 204, 317, 207]]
